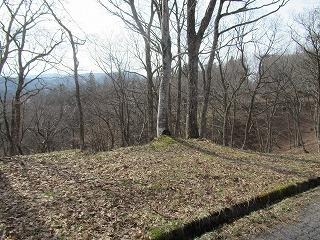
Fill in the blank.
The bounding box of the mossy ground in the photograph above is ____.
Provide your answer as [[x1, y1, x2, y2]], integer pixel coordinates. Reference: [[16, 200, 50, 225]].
[[0, 137, 319, 239], [150, 135, 177, 149]]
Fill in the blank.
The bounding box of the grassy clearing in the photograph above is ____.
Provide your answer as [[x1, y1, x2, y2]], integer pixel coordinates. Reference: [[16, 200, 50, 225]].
[[0, 137, 319, 239]]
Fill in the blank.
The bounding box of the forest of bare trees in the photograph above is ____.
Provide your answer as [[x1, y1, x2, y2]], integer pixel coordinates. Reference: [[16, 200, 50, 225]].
[[1, 0, 320, 156]]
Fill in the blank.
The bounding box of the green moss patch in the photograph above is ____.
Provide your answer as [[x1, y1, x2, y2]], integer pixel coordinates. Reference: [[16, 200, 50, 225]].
[[150, 135, 177, 149]]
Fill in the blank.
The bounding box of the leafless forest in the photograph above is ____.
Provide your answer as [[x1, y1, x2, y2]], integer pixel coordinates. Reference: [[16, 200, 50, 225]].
[[1, 0, 320, 156]]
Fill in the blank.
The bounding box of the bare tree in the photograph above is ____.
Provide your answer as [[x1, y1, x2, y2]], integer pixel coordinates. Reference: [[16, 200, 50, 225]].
[[99, 0, 160, 140], [292, 7, 320, 151], [281, 56, 309, 153], [186, 0, 218, 138], [198, 0, 289, 138], [1, 0, 63, 155], [215, 42, 248, 146], [0, 0, 24, 75], [46, 2, 86, 151], [173, 0, 186, 136], [241, 27, 283, 149], [27, 89, 66, 152]]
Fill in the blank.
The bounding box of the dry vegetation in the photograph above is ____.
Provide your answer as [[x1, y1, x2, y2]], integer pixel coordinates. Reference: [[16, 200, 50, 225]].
[[1, 136, 320, 240], [197, 187, 320, 240]]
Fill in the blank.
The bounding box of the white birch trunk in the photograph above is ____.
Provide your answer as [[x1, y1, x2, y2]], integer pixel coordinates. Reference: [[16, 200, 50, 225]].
[[157, 0, 172, 137]]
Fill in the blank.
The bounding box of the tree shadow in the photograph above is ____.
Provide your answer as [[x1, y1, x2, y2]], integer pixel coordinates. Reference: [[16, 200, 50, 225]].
[[175, 139, 311, 178], [0, 163, 56, 239], [257, 152, 320, 165]]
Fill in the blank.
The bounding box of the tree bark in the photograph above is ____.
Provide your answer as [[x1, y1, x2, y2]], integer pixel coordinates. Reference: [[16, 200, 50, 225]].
[[187, 40, 200, 138], [186, 0, 218, 138], [242, 92, 256, 149], [174, 0, 183, 136], [157, 0, 172, 137], [199, 1, 223, 138], [145, 41, 155, 139], [72, 42, 85, 150]]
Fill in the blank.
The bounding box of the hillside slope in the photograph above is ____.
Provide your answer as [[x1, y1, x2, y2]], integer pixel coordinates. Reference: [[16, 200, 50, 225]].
[[1, 136, 319, 239]]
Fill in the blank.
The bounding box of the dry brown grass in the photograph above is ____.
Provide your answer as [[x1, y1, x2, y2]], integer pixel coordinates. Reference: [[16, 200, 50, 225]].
[[0, 136, 319, 239], [196, 187, 320, 240]]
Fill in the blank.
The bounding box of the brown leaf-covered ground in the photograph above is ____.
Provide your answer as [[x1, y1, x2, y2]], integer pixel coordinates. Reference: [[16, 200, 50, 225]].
[[197, 187, 320, 240], [1, 136, 319, 240]]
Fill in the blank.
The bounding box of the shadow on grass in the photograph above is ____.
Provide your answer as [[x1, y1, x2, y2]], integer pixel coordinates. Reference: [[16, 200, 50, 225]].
[[0, 168, 55, 239], [257, 152, 320, 165], [175, 139, 311, 178], [151, 177, 320, 240]]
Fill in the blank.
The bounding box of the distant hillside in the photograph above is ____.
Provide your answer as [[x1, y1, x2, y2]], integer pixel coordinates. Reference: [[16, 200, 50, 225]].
[[0, 71, 143, 95]]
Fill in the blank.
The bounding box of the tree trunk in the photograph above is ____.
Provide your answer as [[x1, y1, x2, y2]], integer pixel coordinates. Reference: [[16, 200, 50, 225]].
[[10, 52, 24, 155], [199, 2, 223, 138], [186, 0, 218, 138], [48, 6, 85, 151], [157, 0, 172, 137], [187, 41, 200, 138], [242, 92, 256, 149], [287, 111, 292, 149], [211, 107, 216, 142], [230, 100, 236, 147], [71, 39, 85, 151], [186, 0, 199, 138], [174, 11, 183, 136], [222, 106, 230, 146], [2, 83, 14, 156], [145, 40, 155, 140], [168, 82, 172, 132]]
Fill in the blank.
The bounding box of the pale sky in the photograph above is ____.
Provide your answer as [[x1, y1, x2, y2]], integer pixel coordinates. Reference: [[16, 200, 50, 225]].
[[61, 0, 319, 73]]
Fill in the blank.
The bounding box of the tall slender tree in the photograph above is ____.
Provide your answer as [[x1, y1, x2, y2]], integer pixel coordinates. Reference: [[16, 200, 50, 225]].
[[187, 0, 288, 138], [186, 0, 218, 138], [46, 2, 86, 150], [99, 0, 159, 140], [157, 0, 172, 136]]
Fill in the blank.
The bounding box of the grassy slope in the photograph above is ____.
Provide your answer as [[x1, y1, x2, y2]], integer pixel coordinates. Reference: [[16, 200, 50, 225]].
[[0, 136, 319, 240], [197, 187, 320, 240]]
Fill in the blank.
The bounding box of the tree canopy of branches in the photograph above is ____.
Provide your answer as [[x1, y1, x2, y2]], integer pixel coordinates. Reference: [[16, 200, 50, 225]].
[[2, 1, 320, 156]]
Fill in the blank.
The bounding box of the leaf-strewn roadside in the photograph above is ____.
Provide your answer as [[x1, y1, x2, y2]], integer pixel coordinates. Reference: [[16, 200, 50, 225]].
[[1, 136, 319, 239], [197, 187, 320, 240]]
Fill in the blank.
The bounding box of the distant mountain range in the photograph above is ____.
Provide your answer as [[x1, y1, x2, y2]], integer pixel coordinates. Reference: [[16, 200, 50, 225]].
[[0, 72, 143, 95], [28, 72, 110, 87]]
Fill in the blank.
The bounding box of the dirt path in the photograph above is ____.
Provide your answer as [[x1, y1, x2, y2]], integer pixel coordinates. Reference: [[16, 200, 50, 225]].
[[254, 188, 320, 240]]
